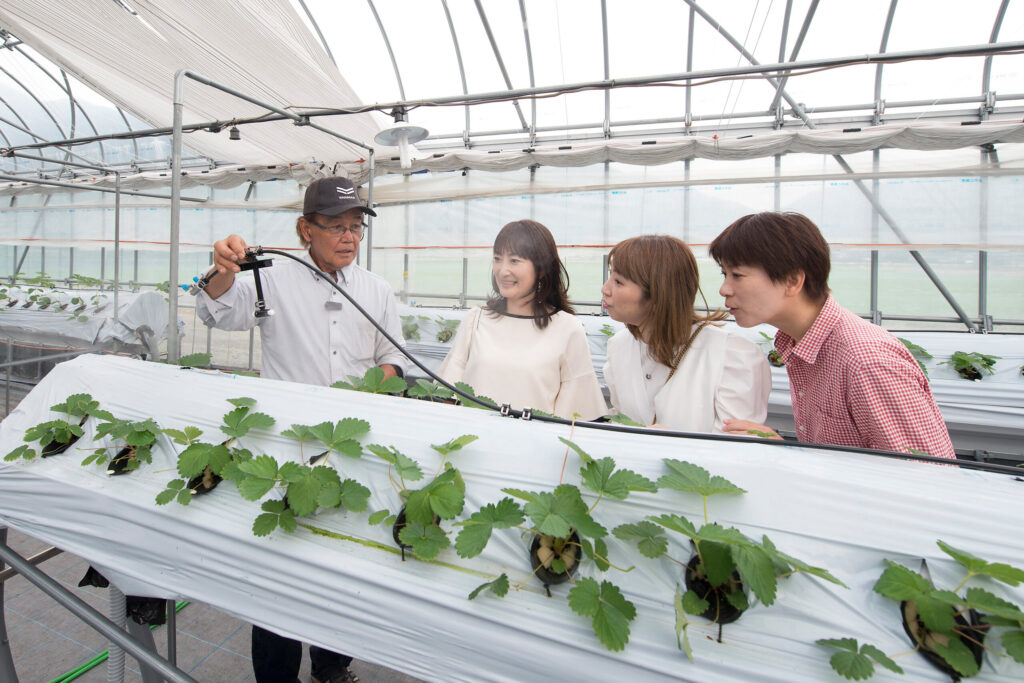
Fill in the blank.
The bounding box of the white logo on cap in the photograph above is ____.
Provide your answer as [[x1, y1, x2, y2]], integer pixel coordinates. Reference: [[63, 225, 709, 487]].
[[336, 186, 355, 197]]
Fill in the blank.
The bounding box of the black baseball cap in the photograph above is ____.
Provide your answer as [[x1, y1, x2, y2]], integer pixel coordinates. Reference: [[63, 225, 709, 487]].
[[303, 177, 377, 217]]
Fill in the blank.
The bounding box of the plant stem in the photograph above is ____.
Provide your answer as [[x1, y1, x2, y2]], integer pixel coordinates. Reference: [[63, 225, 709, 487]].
[[587, 494, 604, 515], [559, 416, 578, 485], [664, 553, 688, 568], [702, 495, 709, 525]]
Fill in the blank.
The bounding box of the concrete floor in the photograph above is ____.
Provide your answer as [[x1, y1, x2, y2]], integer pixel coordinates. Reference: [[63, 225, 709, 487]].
[[2, 528, 424, 683]]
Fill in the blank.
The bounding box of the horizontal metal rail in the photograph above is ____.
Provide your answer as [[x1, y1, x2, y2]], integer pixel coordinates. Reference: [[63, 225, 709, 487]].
[[0, 536, 199, 683], [0, 545, 61, 583], [4, 41, 1023, 155], [0, 346, 102, 371]]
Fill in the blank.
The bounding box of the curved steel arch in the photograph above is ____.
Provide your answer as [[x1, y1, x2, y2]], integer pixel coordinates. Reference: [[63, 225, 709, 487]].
[[873, 0, 899, 125], [981, 0, 1010, 120], [518, 0, 536, 139], [10, 44, 107, 161], [473, 0, 528, 131], [768, 0, 820, 115], [0, 64, 67, 142], [440, 0, 470, 146], [367, 0, 406, 101], [296, 0, 337, 68]]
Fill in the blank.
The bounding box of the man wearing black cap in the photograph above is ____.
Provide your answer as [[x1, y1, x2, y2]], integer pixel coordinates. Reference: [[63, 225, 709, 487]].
[[197, 176, 404, 682], [198, 176, 405, 386]]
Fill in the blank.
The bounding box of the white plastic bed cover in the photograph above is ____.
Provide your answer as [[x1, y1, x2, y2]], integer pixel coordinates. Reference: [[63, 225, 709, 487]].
[[1, 354, 1022, 682], [0, 290, 183, 356], [398, 304, 1024, 453]]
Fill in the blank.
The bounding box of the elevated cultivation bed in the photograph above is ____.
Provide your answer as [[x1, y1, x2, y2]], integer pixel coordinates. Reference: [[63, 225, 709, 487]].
[[0, 288, 182, 380], [1, 354, 1022, 681]]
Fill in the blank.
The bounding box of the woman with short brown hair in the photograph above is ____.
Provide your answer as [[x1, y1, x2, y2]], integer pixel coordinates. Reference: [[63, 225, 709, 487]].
[[601, 234, 770, 431]]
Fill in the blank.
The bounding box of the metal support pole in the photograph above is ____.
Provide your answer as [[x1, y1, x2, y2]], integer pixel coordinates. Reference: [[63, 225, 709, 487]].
[[0, 528, 18, 683], [0, 539, 199, 683], [871, 150, 880, 325], [113, 172, 120, 323], [4, 340, 11, 415], [167, 599, 177, 667], [248, 329, 255, 371], [979, 148, 990, 331], [169, 74, 184, 363]]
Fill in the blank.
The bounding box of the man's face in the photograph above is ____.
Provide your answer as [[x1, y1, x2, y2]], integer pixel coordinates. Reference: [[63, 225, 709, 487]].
[[718, 263, 790, 328], [300, 208, 365, 272]]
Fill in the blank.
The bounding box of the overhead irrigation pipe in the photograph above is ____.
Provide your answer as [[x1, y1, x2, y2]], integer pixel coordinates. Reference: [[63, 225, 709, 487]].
[[170, 69, 378, 362], [0, 539, 199, 683], [244, 247, 1021, 478]]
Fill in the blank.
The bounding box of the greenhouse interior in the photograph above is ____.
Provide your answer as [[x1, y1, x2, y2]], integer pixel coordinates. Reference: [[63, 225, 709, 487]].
[[1, 1, 1023, 681]]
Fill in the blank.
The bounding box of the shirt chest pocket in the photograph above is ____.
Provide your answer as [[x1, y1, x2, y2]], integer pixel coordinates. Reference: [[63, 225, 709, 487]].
[[347, 322, 377, 364]]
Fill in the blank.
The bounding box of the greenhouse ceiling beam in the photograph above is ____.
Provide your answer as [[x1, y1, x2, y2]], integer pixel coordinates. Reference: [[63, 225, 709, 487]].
[[685, 0, 978, 332], [873, 0, 899, 125], [419, 92, 1024, 144], [296, 0, 337, 68], [778, 0, 792, 63], [8, 43, 106, 160], [474, 0, 529, 131], [366, 0, 406, 101], [0, 172, 207, 202], [768, 0, 819, 115], [685, 5, 694, 128], [4, 39, 1023, 156], [601, 0, 610, 137], [981, 0, 1010, 120], [0, 112, 107, 168], [519, 0, 536, 140], [0, 64, 68, 143], [440, 0, 470, 147]]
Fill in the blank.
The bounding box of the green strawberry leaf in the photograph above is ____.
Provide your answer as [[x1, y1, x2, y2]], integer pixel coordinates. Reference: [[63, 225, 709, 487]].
[[613, 521, 668, 559], [658, 459, 746, 497], [467, 573, 509, 600], [567, 578, 636, 652], [455, 498, 524, 558]]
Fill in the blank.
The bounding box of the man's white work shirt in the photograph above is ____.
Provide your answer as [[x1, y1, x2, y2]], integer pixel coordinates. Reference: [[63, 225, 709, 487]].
[[197, 253, 406, 386]]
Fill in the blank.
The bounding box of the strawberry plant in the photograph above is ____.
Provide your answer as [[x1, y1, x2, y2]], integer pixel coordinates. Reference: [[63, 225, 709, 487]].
[[400, 314, 429, 342], [941, 351, 1000, 381], [155, 397, 273, 504], [367, 434, 477, 560], [435, 317, 460, 343], [820, 541, 1024, 679], [4, 393, 110, 461], [897, 337, 933, 378], [757, 331, 785, 367], [614, 459, 844, 660], [83, 416, 162, 474], [406, 379, 455, 402], [457, 437, 656, 651], [331, 366, 406, 395]]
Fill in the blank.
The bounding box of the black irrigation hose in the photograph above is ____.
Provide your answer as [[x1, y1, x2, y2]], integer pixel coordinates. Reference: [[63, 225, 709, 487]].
[[255, 247, 1023, 478]]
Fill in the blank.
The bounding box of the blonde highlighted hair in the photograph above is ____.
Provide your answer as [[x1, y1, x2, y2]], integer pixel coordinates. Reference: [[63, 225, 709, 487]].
[[608, 235, 726, 367]]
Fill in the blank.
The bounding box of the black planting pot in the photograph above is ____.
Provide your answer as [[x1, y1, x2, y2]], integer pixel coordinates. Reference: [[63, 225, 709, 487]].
[[185, 465, 222, 496], [530, 531, 581, 595], [107, 445, 135, 476], [392, 505, 441, 561], [900, 600, 986, 680], [684, 553, 746, 625]]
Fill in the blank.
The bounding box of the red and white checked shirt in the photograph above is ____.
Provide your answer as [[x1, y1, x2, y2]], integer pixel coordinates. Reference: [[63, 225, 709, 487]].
[[776, 296, 955, 459]]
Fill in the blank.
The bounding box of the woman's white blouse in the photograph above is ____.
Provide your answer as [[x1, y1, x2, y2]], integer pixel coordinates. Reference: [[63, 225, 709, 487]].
[[439, 307, 608, 420], [603, 324, 770, 433]]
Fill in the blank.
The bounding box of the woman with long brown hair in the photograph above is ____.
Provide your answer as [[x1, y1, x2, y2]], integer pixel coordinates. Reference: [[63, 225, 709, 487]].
[[439, 220, 606, 420], [600, 234, 769, 431]]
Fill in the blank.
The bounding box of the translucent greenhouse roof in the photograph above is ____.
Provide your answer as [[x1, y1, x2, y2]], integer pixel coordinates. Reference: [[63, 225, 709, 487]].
[[0, 0, 1022, 182]]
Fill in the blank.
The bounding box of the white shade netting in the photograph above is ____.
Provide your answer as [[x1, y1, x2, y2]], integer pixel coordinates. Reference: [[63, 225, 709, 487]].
[[1, 354, 1022, 681]]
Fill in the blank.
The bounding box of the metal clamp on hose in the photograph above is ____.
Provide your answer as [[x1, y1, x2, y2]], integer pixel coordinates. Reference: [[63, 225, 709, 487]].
[[499, 403, 512, 417], [236, 246, 273, 318], [521, 407, 533, 421]]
